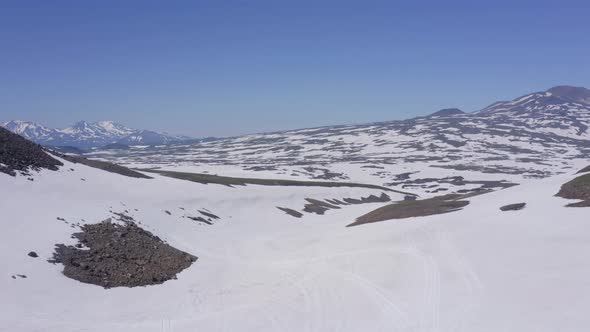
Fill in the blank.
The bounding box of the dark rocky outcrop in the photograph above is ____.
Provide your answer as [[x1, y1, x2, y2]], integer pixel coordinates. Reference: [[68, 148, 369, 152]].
[[301, 193, 392, 216], [303, 199, 340, 215], [277, 207, 304, 218], [0, 127, 63, 176], [349, 193, 473, 227], [500, 203, 526, 211], [556, 172, 590, 207], [27, 251, 38, 258], [49, 218, 197, 288], [186, 216, 212, 224]]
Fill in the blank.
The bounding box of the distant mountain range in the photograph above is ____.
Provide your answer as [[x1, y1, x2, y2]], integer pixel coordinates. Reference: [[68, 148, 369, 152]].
[[0, 120, 192, 150], [4, 85, 590, 153]]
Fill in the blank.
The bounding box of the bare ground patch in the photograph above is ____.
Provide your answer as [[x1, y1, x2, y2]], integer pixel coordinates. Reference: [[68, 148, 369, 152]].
[[500, 203, 526, 211], [347, 193, 476, 227], [556, 170, 590, 207], [48, 217, 196, 288]]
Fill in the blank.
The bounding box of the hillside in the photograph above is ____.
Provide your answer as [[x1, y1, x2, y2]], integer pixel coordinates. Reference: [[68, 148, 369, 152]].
[[1, 135, 590, 331], [90, 86, 590, 196], [0, 126, 62, 176], [2, 86, 590, 331]]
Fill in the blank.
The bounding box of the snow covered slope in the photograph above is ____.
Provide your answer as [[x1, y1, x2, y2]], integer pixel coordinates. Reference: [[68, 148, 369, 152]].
[[1, 120, 191, 149], [1, 149, 590, 331], [3, 85, 590, 331], [90, 86, 590, 196]]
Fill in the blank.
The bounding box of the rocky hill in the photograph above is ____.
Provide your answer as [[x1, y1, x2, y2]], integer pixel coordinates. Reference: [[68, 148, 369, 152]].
[[0, 126, 62, 176]]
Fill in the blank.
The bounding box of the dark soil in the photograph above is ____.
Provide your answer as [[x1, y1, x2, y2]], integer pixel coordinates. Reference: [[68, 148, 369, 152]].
[[139, 169, 415, 195], [58, 154, 152, 179], [556, 172, 590, 207], [198, 210, 220, 219], [0, 127, 63, 176], [303, 199, 340, 215], [500, 203, 526, 211], [277, 207, 304, 218], [342, 193, 391, 204], [276, 193, 392, 218], [348, 194, 471, 227], [186, 216, 212, 224], [48, 218, 197, 288]]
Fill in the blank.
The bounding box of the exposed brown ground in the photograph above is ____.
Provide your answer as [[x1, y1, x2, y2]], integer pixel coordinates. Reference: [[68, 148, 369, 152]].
[[49, 218, 196, 288], [500, 202, 526, 211], [277, 193, 392, 218], [556, 170, 590, 207], [347, 192, 488, 227], [577, 165, 590, 174]]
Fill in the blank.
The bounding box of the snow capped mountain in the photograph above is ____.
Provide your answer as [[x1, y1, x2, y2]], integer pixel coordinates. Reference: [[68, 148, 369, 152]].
[[1, 120, 56, 142], [477, 85, 590, 115], [4, 86, 590, 332], [547, 85, 590, 105], [60, 120, 136, 138], [474, 85, 590, 139], [0, 120, 191, 149], [3, 99, 590, 332], [117, 129, 190, 145], [91, 85, 590, 196]]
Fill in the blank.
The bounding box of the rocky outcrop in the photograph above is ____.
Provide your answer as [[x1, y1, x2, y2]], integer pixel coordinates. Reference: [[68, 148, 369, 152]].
[[349, 193, 471, 227], [556, 171, 590, 207], [49, 217, 197, 288], [0, 127, 62, 176], [500, 203, 526, 211]]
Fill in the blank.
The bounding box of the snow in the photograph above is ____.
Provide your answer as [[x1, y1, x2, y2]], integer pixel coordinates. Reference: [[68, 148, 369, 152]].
[[2, 120, 188, 148], [1, 156, 590, 331]]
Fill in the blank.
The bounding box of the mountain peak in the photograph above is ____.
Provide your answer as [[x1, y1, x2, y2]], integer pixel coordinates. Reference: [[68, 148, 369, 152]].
[[547, 86, 590, 104], [477, 85, 590, 115], [72, 120, 90, 129], [1, 120, 191, 149], [428, 108, 465, 117]]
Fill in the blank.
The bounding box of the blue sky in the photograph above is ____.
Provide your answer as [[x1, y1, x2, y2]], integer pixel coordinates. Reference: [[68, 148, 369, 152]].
[[1, 0, 589, 137]]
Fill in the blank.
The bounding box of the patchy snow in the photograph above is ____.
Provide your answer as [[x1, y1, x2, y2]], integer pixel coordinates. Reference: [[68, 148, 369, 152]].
[[1, 156, 590, 331]]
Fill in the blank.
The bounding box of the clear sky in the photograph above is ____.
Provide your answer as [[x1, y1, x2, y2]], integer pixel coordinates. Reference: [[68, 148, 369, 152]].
[[1, 0, 589, 137]]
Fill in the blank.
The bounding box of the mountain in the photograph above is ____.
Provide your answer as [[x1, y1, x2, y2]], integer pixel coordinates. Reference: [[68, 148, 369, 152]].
[[426, 108, 465, 117], [0, 120, 191, 149], [2, 90, 590, 331], [117, 129, 190, 145], [477, 85, 590, 115], [90, 85, 590, 196], [1, 120, 56, 142]]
